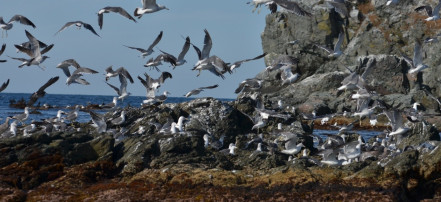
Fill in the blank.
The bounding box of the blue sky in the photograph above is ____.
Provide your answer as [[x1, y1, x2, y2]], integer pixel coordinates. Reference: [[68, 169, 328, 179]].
[[0, 0, 269, 99]]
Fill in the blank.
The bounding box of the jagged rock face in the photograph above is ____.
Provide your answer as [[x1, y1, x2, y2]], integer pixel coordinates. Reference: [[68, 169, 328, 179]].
[[255, 0, 441, 114]]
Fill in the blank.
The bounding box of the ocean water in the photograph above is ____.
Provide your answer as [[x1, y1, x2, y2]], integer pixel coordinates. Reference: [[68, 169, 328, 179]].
[[0, 93, 233, 124]]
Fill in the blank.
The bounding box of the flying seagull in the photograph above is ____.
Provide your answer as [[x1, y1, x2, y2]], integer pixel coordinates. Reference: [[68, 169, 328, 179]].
[[192, 29, 212, 69], [415, 0, 441, 21], [124, 31, 163, 58], [11, 30, 52, 70], [192, 55, 229, 79], [27, 76, 59, 107], [98, 6, 137, 29], [230, 52, 267, 71], [402, 40, 429, 74], [235, 78, 263, 94], [184, 84, 219, 97], [0, 79, 9, 93], [153, 36, 190, 68], [56, 59, 98, 85], [106, 74, 131, 100], [0, 44, 6, 62], [16, 39, 48, 53], [134, 0, 169, 19], [105, 66, 134, 83], [314, 32, 344, 58], [272, 0, 312, 17], [55, 21, 100, 37], [0, 15, 36, 37], [138, 71, 172, 93]]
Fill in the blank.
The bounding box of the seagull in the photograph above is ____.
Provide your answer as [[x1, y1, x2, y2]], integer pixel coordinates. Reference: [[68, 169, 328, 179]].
[[0, 15, 36, 37], [134, 0, 169, 19], [142, 91, 170, 104], [111, 111, 126, 126], [144, 50, 177, 70], [0, 44, 6, 62], [153, 36, 190, 68], [138, 71, 172, 93], [279, 65, 299, 85], [27, 76, 59, 107], [415, 0, 441, 21], [66, 67, 99, 86], [0, 117, 11, 134], [384, 110, 410, 139], [278, 132, 305, 155], [229, 53, 267, 71], [55, 21, 100, 37], [0, 79, 9, 93], [325, 0, 348, 17], [11, 30, 52, 70], [192, 29, 212, 69], [104, 66, 134, 83], [235, 78, 262, 94], [1, 121, 17, 138], [265, 55, 299, 72], [192, 55, 230, 79], [100, 97, 118, 109], [314, 32, 344, 58], [106, 74, 131, 100], [12, 107, 29, 124], [402, 40, 429, 74], [89, 111, 107, 133], [184, 84, 219, 97], [272, 0, 312, 17], [57, 59, 98, 85], [124, 31, 163, 58], [98, 6, 137, 29]]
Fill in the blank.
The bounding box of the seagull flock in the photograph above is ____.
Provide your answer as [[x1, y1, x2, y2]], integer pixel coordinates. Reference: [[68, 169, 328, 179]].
[[0, 0, 439, 167]]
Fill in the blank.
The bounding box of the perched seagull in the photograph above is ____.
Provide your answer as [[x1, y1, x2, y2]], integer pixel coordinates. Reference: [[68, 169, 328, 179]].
[[124, 31, 163, 58], [105, 66, 134, 83], [11, 30, 52, 70], [1, 121, 17, 138], [229, 53, 267, 71], [415, 0, 441, 21], [0, 117, 11, 134], [272, 0, 312, 17], [111, 111, 126, 126], [106, 74, 131, 100], [386, 0, 399, 6], [27, 76, 59, 107], [0, 44, 6, 62], [55, 21, 100, 37], [0, 15, 36, 37], [100, 97, 118, 109], [184, 84, 219, 97], [278, 133, 305, 155], [314, 32, 344, 58], [138, 71, 172, 93], [57, 59, 98, 85], [0, 79, 9, 93], [12, 107, 29, 124], [325, 0, 348, 17], [402, 40, 429, 74], [134, 0, 169, 19], [98, 6, 137, 29], [89, 111, 107, 133], [64, 106, 80, 123]]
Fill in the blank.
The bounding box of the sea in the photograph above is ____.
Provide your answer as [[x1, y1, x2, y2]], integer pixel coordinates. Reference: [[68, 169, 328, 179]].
[[0, 93, 382, 141]]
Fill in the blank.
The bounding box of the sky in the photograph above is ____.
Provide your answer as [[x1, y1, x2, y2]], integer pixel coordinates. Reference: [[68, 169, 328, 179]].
[[0, 0, 270, 99]]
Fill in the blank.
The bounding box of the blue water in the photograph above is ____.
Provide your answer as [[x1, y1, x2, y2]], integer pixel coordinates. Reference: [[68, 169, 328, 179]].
[[314, 129, 382, 143], [0, 93, 234, 124]]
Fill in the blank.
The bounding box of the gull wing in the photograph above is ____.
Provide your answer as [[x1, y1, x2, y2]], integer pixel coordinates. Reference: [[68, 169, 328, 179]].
[[0, 44, 6, 56], [117, 67, 134, 83], [106, 7, 137, 22], [231, 52, 267, 70], [106, 82, 121, 96], [142, 0, 157, 9], [273, 0, 312, 17], [334, 32, 344, 52], [25, 30, 40, 57], [415, 5, 433, 17], [177, 36, 191, 61], [201, 84, 219, 89], [124, 45, 147, 53], [434, 0, 441, 15], [55, 21, 79, 35], [413, 40, 423, 67], [40, 44, 54, 55], [201, 29, 212, 59], [82, 22, 100, 37], [147, 31, 163, 51], [159, 71, 173, 83], [0, 79, 9, 93], [14, 44, 34, 57], [9, 15, 36, 28], [192, 44, 202, 60], [72, 67, 99, 75]]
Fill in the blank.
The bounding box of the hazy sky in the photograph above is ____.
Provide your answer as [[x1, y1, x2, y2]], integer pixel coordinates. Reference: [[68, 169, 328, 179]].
[[0, 0, 270, 99]]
